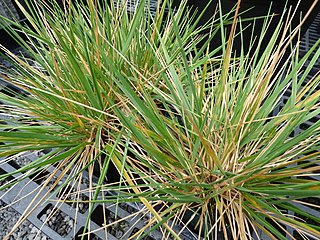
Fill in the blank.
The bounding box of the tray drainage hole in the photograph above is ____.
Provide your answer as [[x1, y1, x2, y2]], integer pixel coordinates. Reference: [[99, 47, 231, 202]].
[[0, 85, 24, 97], [299, 123, 312, 131], [130, 228, 156, 240], [7, 152, 34, 169], [293, 230, 318, 240], [0, 167, 15, 186], [298, 197, 320, 211], [309, 115, 320, 124], [3, 128, 19, 132], [91, 205, 130, 238], [294, 213, 320, 228], [0, 119, 7, 125], [118, 202, 139, 215], [74, 227, 102, 240], [265, 217, 287, 237], [7, 159, 21, 169], [28, 169, 51, 186], [56, 185, 89, 214], [37, 203, 74, 237]]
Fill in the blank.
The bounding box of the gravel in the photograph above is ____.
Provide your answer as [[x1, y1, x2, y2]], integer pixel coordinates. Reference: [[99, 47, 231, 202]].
[[59, 190, 90, 214], [38, 204, 74, 237], [0, 152, 143, 239], [0, 200, 51, 240]]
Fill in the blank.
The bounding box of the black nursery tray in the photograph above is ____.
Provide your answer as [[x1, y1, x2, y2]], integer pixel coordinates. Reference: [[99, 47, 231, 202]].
[[0, 152, 199, 240]]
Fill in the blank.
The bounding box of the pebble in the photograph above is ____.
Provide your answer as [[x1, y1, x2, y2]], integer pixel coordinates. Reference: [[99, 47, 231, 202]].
[[79, 203, 84, 210], [27, 233, 36, 240], [115, 231, 124, 238], [31, 226, 38, 233], [39, 214, 47, 222]]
